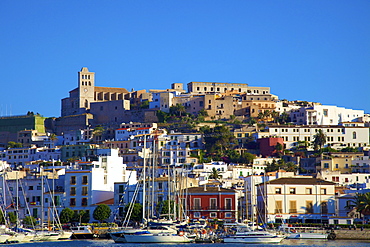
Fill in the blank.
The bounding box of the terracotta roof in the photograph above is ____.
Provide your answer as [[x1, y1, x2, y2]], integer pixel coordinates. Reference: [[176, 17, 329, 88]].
[[260, 177, 336, 186], [185, 186, 236, 194], [95, 198, 114, 205]]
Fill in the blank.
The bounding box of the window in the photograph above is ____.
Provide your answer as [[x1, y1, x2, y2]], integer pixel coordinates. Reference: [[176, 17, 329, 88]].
[[82, 187, 88, 196], [193, 212, 200, 218], [321, 188, 327, 195], [210, 198, 217, 210], [289, 201, 297, 213], [70, 198, 76, 206], [70, 176, 76, 185], [306, 201, 313, 213], [194, 198, 201, 210], [289, 188, 296, 194], [210, 212, 217, 218], [82, 176, 88, 184], [28, 186, 34, 190], [225, 198, 232, 210], [353, 131, 357, 139], [81, 198, 88, 206], [306, 188, 312, 194], [70, 187, 76, 196], [275, 201, 282, 213], [225, 212, 232, 218], [324, 163, 329, 169], [275, 188, 282, 194]]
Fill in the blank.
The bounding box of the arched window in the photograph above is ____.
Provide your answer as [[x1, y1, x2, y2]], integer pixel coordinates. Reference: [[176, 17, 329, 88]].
[[353, 131, 357, 139], [85, 100, 88, 108]]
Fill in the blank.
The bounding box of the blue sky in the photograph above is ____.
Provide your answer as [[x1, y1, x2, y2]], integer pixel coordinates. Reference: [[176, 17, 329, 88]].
[[1, 1, 369, 117]]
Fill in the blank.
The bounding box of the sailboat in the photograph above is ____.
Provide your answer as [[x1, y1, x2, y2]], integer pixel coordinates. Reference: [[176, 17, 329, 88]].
[[33, 166, 72, 241], [110, 134, 190, 243]]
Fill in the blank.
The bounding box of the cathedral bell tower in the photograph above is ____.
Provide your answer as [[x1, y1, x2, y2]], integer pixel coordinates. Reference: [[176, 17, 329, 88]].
[[78, 67, 95, 110]]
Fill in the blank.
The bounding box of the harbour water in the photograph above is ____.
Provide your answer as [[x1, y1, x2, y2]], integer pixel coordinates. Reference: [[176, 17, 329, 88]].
[[6, 239, 370, 247]]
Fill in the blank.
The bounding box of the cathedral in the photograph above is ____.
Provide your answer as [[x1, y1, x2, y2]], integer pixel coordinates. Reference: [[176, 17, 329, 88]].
[[61, 67, 130, 117]]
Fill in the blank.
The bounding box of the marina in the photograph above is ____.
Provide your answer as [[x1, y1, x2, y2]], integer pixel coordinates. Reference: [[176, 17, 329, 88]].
[[4, 239, 370, 247]]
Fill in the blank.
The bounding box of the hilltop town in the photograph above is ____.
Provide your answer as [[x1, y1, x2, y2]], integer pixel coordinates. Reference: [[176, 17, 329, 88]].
[[0, 67, 369, 228]]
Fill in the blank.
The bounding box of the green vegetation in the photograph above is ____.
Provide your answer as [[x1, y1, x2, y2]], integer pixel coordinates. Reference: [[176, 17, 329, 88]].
[[265, 159, 298, 173], [93, 204, 111, 223], [312, 129, 326, 151], [7, 141, 23, 148], [23, 216, 36, 227], [123, 203, 143, 222], [60, 208, 75, 224], [156, 200, 179, 219], [346, 192, 370, 217]]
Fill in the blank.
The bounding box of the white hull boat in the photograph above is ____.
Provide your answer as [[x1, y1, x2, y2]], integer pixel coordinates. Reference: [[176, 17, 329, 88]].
[[223, 231, 284, 244], [115, 231, 191, 243]]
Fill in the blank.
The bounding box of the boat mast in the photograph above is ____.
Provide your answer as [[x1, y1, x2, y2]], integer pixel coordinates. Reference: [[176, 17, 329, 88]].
[[41, 166, 44, 230], [142, 135, 147, 223]]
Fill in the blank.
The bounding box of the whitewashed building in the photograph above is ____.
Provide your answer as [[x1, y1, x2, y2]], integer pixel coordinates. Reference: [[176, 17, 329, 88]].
[[64, 148, 136, 222], [257, 125, 369, 150], [290, 105, 364, 125]]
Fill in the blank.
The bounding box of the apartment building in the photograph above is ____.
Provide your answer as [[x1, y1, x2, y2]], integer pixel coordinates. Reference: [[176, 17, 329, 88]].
[[318, 152, 365, 173], [258, 125, 369, 150], [257, 177, 336, 224], [187, 82, 270, 95], [180, 186, 238, 223], [64, 149, 133, 221]]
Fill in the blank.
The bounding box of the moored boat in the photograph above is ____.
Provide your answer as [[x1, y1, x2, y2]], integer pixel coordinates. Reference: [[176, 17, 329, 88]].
[[70, 225, 96, 239], [223, 224, 284, 244]]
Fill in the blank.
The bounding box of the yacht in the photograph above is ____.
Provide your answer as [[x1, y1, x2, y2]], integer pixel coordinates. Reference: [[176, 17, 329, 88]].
[[110, 225, 190, 243], [278, 224, 329, 239], [223, 224, 284, 244], [70, 225, 96, 239]]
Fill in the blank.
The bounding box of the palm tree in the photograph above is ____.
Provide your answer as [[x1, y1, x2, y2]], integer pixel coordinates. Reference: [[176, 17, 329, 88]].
[[312, 129, 326, 151], [209, 167, 221, 179], [346, 192, 370, 219]]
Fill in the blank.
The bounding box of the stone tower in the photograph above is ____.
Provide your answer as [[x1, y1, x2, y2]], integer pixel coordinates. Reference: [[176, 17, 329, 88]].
[[78, 67, 95, 110]]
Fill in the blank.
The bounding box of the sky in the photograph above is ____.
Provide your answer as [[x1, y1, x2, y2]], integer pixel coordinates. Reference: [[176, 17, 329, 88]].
[[1, 1, 369, 118]]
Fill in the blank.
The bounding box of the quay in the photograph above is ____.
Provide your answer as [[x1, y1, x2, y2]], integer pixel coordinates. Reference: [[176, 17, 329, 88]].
[[333, 228, 370, 240]]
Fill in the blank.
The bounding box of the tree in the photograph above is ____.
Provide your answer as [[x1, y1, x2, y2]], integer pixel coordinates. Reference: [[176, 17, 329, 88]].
[[346, 192, 370, 218], [201, 125, 236, 159], [156, 200, 178, 219], [246, 117, 257, 126], [239, 152, 256, 164], [170, 104, 186, 117], [74, 210, 90, 223], [123, 203, 143, 222], [92, 125, 105, 143], [23, 216, 36, 227], [312, 129, 326, 151], [0, 210, 5, 224], [7, 141, 22, 148], [209, 167, 221, 179], [7, 211, 17, 224], [60, 208, 75, 224], [274, 142, 284, 157], [93, 204, 111, 223], [156, 110, 169, 123]]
